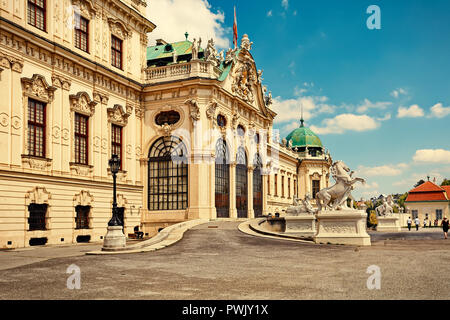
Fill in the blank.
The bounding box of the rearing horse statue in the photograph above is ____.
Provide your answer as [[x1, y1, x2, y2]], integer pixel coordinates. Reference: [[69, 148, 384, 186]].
[[315, 160, 365, 211]]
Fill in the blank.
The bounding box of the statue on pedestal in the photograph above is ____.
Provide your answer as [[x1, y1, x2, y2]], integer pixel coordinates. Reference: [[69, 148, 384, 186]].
[[375, 195, 394, 217], [315, 160, 365, 211], [286, 194, 317, 215]]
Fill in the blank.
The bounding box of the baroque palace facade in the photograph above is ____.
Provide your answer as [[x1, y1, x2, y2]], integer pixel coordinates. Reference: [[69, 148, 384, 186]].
[[0, 0, 331, 249]]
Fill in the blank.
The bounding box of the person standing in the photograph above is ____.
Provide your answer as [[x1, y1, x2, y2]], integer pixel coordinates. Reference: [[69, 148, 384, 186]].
[[441, 217, 449, 239], [415, 217, 420, 231], [407, 217, 412, 231]]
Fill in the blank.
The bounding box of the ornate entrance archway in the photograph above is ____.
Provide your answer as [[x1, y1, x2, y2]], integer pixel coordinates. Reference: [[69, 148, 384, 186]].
[[215, 139, 230, 218], [236, 147, 248, 218]]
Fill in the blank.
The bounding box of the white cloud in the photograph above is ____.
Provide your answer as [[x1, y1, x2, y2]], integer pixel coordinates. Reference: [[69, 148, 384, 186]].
[[282, 0, 289, 10], [391, 88, 407, 99], [267, 10, 273, 17], [429, 103, 450, 118], [283, 121, 300, 132], [376, 113, 391, 121], [356, 99, 392, 113], [413, 149, 450, 164], [356, 164, 408, 177], [397, 104, 424, 118], [309, 114, 380, 135], [147, 0, 230, 49], [271, 95, 336, 124]]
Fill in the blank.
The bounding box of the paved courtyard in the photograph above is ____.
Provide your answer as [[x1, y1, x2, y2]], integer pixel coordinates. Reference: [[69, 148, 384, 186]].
[[0, 222, 449, 300]]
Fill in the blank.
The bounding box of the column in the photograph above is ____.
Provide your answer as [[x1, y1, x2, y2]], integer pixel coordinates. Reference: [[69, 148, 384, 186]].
[[229, 162, 237, 218], [247, 166, 254, 218]]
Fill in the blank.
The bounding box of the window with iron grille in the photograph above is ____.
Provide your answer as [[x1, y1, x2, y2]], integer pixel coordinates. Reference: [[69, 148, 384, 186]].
[[75, 205, 90, 229], [74, 113, 88, 165], [27, 0, 46, 31], [312, 180, 320, 198], [215, 139, 229, 218], [111, 124, 122, 169], [148, 136, 188, 211], [75, 14, 89, 53], [111, 35, 123, 69], [436, 209, 443, 220], [28, 203, 47, 231], [288, 178, 291, 198], [294, 180, 297, 198], [27, 99, 46, 157], [281, 176, 285, 197], [412, 210, 418, 219]]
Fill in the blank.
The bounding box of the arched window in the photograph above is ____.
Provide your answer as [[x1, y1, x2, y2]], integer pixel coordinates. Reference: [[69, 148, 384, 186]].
[[236, 147, 248, 218], [215, 139, 230, 218], [253, 153, 263, 218], [148, 136, 188, 211]]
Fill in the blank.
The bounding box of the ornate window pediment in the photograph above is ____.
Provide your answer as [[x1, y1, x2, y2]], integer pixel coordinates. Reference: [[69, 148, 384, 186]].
[[107, 104, 130, 126], [69, 92, 97, 116], [21, 74, 57, 102], [71, 0, 96, 19], [107, 18, 132, 40], [73, 190, 94, 206], [25, 186, 51, 205]]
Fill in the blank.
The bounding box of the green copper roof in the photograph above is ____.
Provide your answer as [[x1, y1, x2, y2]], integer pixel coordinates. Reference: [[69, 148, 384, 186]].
[[285, 120, 323, 148], [147, 40, 204, 62]]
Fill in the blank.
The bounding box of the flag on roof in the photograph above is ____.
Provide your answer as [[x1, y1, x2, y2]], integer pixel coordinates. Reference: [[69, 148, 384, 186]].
[[233, 6, 238, 48]]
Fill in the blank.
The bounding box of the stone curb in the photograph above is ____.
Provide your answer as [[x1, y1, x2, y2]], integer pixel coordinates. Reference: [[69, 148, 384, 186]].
[[86, 219, 210, 255], [238, 219, 315, 244]]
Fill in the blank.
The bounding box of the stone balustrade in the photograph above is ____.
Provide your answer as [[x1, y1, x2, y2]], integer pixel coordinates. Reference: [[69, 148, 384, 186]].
[[145, 60, 222, 84]]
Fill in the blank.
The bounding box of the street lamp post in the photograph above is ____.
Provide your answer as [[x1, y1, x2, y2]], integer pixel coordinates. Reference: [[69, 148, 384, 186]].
[[102, 154, 126, 251]]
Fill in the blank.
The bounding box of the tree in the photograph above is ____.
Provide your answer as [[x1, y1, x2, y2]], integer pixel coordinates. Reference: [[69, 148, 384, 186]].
[[441, 179, 450, 186], [397, 192, 408, 210], [414, 179, 426, 188]]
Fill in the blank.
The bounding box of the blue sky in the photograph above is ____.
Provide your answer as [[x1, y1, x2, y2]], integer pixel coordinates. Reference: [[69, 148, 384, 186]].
[[148, 0, 450, 199]]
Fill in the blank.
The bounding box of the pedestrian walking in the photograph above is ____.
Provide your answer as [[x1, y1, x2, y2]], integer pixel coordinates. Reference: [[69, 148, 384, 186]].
[[441, 217, 449, 239], [423, 218, 428, 228], [407, 217, 412, 231], [415, 217, 420, 231]]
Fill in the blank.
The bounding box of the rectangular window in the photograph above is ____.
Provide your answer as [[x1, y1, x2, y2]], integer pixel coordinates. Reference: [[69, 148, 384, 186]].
[[274, 174, 278, 196], [28, 204, 47, 231], [75, 205, 90, 229], [281, 176, 285, 198], [111, 124, 122, 169], [288, 178, 291, 198], [412, 210, 418, 219], [294, 180, 297, 198], [111, 35, 123, 69], [312, 180, 320, 198], [74, 113, 88, 165], [75, 15, 89, 53], [436, 209, 443, 220], [267, 175, 270, 195], [27, 0, 46, 31], [27, 99, 46, 157]]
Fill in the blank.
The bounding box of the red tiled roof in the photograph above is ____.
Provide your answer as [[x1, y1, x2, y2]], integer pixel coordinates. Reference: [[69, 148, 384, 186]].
[[409, 181, 444, 193], [406, 181, 449, 202], [442, 186, 450, 197]]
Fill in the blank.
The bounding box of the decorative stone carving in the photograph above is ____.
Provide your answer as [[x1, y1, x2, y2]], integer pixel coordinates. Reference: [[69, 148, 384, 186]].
[[231, 54, 256, 103], [69, 92, 97, 116], [185, 99, 200, 123], [93, 91, 109, 105], [0, 113, 8, 127], [232, 112, 240, 127], [206, 100, 218, 120], [158, 123, 173, 137], [11, 116, 21, 130], [71, 0, 96, 19], [107, 104, 131, 126], [287, 194, 318, 216], [265, 91, 273, 106], [117, 194, 128, 208], [52, 126, 61, 139], [52, 74, 71, 90], [70, 163, 94, 176], [22, 156, 52, 171], [108, 17, 132, 39], [204, 38, 221, 67], [25, 186, 51, 205], [73, 190, 94, 206], [0, 51, 24, 73], [21, 74, 57, 102], [240, 34, 253, 51]]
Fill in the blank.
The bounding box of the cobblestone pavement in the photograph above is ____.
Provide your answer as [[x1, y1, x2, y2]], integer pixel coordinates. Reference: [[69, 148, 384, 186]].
[[0, 222, 449, 300]]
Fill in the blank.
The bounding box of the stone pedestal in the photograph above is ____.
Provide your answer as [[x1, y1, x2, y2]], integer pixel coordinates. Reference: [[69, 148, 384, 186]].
[[102, 226, 126, 251], [377, 214, 401, 232], [285, 215, 316, 237], [314, 210, 371, 246]]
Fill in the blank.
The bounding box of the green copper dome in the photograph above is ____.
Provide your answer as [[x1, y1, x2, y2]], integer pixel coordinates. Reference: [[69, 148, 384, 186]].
[[285, 120, 323, 148]]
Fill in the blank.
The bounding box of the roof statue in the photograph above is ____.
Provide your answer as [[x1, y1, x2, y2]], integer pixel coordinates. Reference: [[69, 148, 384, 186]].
[[315, 160, 365, 211]]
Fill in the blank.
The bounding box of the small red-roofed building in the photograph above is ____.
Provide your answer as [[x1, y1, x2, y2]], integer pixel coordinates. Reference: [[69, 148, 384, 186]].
[[404, 181, 450, 225]]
